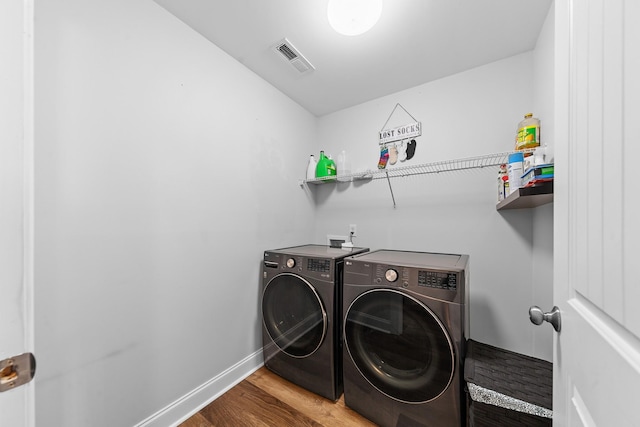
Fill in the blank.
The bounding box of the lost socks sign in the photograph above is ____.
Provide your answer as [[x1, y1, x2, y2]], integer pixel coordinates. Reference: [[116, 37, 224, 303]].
[[378, 121, 422, 144]]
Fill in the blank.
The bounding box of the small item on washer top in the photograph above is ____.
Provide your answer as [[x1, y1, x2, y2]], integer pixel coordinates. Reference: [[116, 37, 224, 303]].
[[388, 145, 398, 165], [329, 238, 345, 248], [406, 139, 417, 160], [378, 146, 389, 169]]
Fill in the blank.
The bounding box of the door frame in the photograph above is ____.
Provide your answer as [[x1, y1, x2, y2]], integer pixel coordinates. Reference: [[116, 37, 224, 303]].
[[0, 0, 36, 425]]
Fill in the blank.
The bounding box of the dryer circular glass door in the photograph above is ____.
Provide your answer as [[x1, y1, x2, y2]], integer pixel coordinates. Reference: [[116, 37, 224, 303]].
[[262, 273, 327, 358], [344, 289, 455, 403]]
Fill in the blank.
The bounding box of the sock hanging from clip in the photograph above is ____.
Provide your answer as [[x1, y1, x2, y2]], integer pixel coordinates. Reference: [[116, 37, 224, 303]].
[[388, 145, 398, 165], [406, 139, 417, 160], [397, 140, 407, 162], [378, 146, 389, 169]]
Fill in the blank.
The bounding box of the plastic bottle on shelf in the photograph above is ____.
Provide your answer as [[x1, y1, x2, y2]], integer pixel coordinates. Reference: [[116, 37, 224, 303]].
[[337, 150, 352, 182], [315, 151, 328, 178], [507, 152, 524, 195], [533, 143, 548, 166], [306, 155, 317, 180], [315, 151, 336, 181], [326, 154, 337, 178], [497, 163, 508, 201], [504, 177, 510, 198], [515, 113, 541, 151]]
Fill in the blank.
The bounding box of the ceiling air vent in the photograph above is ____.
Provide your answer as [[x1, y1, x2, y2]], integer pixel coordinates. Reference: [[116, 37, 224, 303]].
[[274, 38, 315, 74]]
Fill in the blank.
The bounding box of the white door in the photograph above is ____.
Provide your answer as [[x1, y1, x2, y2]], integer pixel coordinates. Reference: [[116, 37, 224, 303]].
[[0, 0, 35, 426], [552, 0, 640, 425]]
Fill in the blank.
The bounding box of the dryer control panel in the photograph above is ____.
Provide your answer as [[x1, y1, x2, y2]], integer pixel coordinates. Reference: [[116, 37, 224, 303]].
[[344, 260, 464, 303], [344, 250, 468, 304], [307, 258, 331, 273], [373, 264, 456, 290]]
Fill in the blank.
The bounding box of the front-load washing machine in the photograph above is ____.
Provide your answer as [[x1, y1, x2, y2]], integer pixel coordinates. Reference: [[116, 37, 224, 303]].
[[342, 250, 469, 427], [261, 244, 368, 401]]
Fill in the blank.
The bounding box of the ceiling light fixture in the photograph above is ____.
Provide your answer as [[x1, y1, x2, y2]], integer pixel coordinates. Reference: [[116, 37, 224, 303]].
[[327, 0, 383, 36]]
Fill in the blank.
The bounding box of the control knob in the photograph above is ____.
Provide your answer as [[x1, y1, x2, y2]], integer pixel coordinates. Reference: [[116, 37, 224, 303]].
[[286, 258, 296, 268], [385, 269, 398, 282]]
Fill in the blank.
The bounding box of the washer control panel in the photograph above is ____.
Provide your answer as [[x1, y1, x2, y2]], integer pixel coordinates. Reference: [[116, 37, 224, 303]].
[[369, 263, 458, 291], [418, 270, 457, 290]]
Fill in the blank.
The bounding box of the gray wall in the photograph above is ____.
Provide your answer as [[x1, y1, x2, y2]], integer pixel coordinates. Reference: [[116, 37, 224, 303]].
[[34, 0, 316, 426], [32, 1, 554, 426], [313, 14, 555, 360]]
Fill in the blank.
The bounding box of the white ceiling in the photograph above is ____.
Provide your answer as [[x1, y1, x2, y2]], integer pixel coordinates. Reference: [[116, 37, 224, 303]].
[[154, 0, 553, 117]]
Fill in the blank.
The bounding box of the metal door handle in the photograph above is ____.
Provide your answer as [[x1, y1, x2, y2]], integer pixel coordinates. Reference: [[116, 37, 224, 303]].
[[529, 306, 561, 332], [0, 353, 36, 392]]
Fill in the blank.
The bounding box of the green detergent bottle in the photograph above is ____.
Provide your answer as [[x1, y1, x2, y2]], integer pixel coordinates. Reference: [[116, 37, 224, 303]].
[[326, 155, 337, 178], [315, 151, 336, 181]]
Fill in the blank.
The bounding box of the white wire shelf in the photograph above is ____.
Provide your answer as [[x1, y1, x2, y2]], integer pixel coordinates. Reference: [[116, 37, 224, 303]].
[[303, 149, 533, 185]]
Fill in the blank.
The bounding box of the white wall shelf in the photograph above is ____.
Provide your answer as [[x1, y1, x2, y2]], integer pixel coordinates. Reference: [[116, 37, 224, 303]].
[[302, 150, 533, 185], [302, 150, 538, 208]]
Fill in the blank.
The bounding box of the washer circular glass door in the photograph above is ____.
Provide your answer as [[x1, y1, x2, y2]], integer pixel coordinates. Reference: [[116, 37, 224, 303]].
[[344, 289, 455, 403], [262, 273, 327, 358]]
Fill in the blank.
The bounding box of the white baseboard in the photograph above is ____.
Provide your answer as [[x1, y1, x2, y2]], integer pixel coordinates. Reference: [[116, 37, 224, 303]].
[[134, 350, 264, 427]]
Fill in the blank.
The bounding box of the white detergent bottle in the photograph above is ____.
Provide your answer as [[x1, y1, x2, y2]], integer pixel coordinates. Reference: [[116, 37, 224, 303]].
[[306, 155, 317, 180]]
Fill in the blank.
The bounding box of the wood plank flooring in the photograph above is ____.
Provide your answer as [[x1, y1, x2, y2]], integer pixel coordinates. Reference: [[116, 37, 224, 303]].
[[179, 367, 377, 427]]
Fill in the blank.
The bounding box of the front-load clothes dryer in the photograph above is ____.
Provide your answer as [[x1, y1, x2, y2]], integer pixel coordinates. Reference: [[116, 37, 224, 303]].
[[342, 250, 469, 427], [261, 244, 368, 401]]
